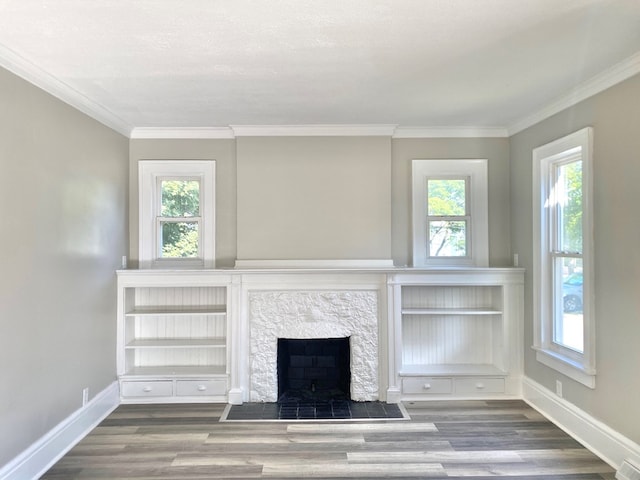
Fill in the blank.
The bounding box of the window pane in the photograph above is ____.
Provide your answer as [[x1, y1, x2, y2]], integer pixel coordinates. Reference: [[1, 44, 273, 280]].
[[557, 161, 582, 253], [427, 179, 466, 216], [554, 257, 583, 352], [429, 220, 466, 257], [161, 180, 200, 217], [161, 221, 199, 258]]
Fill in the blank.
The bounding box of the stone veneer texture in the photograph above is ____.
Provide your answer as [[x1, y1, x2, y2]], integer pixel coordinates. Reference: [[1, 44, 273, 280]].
[[249, 290, 379, 402]]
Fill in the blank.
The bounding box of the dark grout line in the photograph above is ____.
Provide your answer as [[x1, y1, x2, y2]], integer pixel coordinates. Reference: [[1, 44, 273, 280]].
[[225, 400, 406, 421]]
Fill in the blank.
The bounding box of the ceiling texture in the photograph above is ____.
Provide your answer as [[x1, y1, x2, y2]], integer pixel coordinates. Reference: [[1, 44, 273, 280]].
[[0, 0, 639, 137]]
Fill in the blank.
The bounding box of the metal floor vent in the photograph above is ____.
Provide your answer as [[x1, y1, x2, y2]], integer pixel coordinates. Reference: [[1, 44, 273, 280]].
[[617, 460, 640, 480]]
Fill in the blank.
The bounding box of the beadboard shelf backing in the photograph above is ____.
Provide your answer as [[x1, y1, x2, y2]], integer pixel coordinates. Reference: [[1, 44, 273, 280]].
[[117, 277, 231, 403], [388, 270, 524, 400]]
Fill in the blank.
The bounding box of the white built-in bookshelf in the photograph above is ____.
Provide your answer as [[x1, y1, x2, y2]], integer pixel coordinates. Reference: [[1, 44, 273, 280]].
[[388, 269, 524, 399], [117, 273, 232, 403], [117, 267, 524, 403]]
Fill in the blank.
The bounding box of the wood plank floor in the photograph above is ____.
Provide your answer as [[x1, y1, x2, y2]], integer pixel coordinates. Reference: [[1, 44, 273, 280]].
[[41, 400, 616, 479]]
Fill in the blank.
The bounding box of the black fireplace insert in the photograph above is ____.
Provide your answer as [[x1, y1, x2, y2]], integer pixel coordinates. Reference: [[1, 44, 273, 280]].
[[277, 337, 350, 402]]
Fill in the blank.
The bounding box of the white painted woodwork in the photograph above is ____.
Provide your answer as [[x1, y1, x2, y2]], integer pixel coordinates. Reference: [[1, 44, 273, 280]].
[[412, 159, 489, 267], [117, 267, 523, 403], [0, 382, 120, 480], [176, 379, 227, 397], [523, 377, 640, 478], [117, 272, 232, 403], [402, 377, 453, 395], [388, 269, 524, 399], [120, 381, 174, 397]]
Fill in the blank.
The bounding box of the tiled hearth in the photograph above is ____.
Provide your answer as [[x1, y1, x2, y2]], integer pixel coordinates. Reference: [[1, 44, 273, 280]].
[[223, 400, 406, 421]]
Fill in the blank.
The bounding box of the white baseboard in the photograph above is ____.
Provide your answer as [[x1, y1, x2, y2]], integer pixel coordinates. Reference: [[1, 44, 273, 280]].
[[522, 376, 640, 477], [0, 381, 120, 480]]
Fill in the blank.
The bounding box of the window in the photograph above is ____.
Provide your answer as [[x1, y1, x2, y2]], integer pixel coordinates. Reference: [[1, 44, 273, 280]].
[[533, 127, 595, 388], [412, 159, 488, 267], [139, 160, 215, 269]]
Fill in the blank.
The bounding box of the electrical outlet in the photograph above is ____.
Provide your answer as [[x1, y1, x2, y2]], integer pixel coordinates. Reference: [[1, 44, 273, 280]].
[[82, 387, 89, 406], [555, 380, 563, 398]]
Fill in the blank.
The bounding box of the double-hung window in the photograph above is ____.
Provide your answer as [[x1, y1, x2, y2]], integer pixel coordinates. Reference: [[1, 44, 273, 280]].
[[533, 127, 595, 387], [412, 159, 488, 267], [139, 160, 215, 269]]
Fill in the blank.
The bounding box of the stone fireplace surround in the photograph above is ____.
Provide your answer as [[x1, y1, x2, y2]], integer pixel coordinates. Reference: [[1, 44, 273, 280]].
[[248, 290, 379, 402]]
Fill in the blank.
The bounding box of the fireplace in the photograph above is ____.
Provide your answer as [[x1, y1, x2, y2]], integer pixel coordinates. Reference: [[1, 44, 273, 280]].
[[277, 337, 351, 402], [248, 290, 379, 402]]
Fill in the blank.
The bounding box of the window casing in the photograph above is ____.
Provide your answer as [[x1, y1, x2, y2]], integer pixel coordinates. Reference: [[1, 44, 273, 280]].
[[412, 159, 488, 267], [533, 127, 595, 388], [139, 160, 215, 269]]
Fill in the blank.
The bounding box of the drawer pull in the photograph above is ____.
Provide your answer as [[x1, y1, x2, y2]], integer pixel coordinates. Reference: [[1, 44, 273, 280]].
[[423, 383, 432, 390], [197, 385, 207, 391], [142, 386, 153, 392], [475, 383, 485, 389]]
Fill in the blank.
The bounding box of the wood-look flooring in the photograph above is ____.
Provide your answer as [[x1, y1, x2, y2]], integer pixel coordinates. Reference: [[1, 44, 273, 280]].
[[41, 400, 616, 479]]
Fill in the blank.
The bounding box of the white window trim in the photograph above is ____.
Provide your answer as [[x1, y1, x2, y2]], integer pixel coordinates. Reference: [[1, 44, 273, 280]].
[[532, 127, 595, 388], [412, 159, 488, 267], [139, 160, 215, 269]]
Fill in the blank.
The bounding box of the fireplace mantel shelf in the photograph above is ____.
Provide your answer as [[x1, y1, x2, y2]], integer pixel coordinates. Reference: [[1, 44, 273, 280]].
[[117, 265, 524, 276]]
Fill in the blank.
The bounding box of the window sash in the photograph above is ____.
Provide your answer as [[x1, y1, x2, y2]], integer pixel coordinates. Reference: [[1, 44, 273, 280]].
[[156, 217, 203, 259], [139, 160, 215, 269], [426, 217, 470, 258], [412, 160, 488, 267], [532, 127, 594, 388]]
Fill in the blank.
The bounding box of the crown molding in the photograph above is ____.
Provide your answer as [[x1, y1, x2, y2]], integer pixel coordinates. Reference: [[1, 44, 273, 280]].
[[393, 126, 509, 138], [129, 124, 512, 139], [508, 51, 640, 135], [130, 127, 235, 139], [230, 124, 398, 137], [0, 43, 132, 137]]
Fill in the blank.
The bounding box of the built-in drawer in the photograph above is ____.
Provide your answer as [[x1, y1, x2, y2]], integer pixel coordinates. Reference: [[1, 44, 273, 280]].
[[454, 377, 505, 394], [176, 379, 226, 396], [121, 380, 173, 397], [402, 377, 453, 394]]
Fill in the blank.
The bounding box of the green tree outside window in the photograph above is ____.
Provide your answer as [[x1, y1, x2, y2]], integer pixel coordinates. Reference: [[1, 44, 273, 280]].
[[160, 180, 200, 258]]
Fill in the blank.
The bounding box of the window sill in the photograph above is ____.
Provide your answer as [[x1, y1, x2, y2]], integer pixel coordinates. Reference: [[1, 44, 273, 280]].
[[533, 346, 596, 389], [145, 259, 213, 270]]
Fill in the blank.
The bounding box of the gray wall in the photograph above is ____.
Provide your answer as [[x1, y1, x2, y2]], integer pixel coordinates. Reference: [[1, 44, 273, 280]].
[[0, 67, 129, 466], [392, 137, 512, 267], [510, 73, 640, 444], [236, 136, 392, 261], [128, 136, 513, 267]]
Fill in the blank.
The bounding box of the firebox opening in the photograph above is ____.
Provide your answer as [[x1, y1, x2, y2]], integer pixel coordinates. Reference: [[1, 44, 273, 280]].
[[277, 337, 351, 402]]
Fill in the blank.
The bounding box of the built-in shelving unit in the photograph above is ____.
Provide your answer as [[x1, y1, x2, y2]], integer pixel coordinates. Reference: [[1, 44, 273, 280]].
[[388, 269, 524, 400], [117, 272, 234, 403], [116, 267, 523, 404]]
